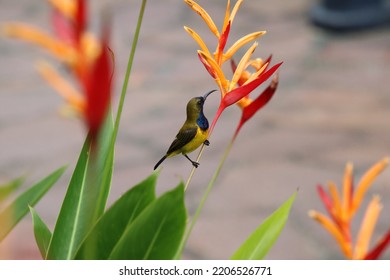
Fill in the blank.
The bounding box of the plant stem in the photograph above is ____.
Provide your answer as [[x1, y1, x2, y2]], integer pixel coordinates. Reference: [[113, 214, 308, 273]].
[[184, 105, 224, 191], [113, 0, 147, 141], [178, 138, 235, 258]]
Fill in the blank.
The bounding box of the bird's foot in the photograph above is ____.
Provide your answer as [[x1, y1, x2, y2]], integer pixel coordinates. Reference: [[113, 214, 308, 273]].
[[204, 140, 210, 146], [184, 154, 200, 168]]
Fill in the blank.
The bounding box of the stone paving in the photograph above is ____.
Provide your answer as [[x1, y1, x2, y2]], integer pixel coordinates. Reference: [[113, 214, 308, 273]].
[[1, 0, 390, 259]]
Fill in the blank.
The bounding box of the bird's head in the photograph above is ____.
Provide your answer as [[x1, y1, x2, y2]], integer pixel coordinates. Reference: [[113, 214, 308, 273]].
[[186, 89, 216, 117]]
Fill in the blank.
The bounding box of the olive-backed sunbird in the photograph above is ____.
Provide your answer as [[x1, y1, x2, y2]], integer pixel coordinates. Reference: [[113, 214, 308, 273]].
[[154, 90, 216, 170]]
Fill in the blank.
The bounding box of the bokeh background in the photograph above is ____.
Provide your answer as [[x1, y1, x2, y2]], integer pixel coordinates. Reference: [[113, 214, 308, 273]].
[[1, 0, 390, 259]]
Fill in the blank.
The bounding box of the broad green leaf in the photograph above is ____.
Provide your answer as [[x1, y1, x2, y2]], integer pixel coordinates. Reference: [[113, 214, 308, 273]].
[[29, 206, 52, 259], [47, 114, 114, 260], [0, 177, 25, 202], [75, 172, 158, 259], [231, 191, 297, 260], [0, 167, 65, 241], [109, 183, 187, 260]]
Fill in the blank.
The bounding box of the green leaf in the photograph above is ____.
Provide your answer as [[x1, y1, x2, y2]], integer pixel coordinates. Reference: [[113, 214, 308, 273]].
[[0, 177, 25, 202], [94, 113, 115, 220], [0, 167, 65, 241], [29, 206, 52, 259], [231, 191, 297, 260], [46, 139, 90, 259], [47, 115, 115, 260], [75, 172, 158, 259], [108, 183, 187, 260]]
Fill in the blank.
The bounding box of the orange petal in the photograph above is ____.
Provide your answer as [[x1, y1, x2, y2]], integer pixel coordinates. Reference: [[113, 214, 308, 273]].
[[354, 196, 382, 259], [248, 58, 264, 71], [223, 31, 266, 63], [198, 50, 228, 93], [328, 181, 342, 218], [236, 96, 252, 109], [309, 210, 353, 258], [80, 32, 101, 64], [2, 23, 75, 64], [36, 61, 85, 112], [184, 0, 220, 38], [184, 26, 212, 56], [221, 0, 231, 36], [48, 0, 76, 20], [342, 162, 353, 221], [229, 42, 258, 92], [352, 157, 389, 215]]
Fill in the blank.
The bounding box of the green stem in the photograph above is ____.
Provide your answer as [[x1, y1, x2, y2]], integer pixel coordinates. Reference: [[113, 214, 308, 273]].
[[93, 0, 147, 222], [177, 137, 235, 258], [113, 0, 147, 141]]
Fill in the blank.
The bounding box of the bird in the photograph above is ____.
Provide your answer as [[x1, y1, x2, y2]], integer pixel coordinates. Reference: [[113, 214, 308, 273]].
[[154, 89, 216, 170]]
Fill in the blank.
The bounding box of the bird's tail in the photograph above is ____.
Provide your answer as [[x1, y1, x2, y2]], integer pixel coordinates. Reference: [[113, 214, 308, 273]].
[[154, 155, 167, 170]]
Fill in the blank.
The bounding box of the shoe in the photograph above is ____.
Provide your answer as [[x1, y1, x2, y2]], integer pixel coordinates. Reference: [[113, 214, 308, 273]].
[[310, 0, 390, 31]]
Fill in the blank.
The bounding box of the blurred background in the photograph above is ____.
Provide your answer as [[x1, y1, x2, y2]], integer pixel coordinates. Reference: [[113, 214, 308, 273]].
[[1, 0, 390, 259]]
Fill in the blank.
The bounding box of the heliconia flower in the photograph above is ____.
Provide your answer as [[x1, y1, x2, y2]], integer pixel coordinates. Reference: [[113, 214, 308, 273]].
[[309, 158, 390, 259], [184, 0, 282, 135], [2, 0, 101, 91], [2, 0, 112, 141], [83, 25, 112, 140]]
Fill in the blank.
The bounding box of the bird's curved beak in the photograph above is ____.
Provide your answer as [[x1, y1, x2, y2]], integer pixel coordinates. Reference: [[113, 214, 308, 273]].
[[203, 89, 216, 100]]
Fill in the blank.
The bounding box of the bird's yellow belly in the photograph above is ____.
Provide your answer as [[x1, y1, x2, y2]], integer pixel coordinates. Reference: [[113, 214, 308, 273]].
[[181, 128, 208, 154]]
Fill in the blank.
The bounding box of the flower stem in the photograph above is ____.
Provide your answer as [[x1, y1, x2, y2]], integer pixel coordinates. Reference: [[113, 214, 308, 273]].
[[184, 105, 224, 191], [178, 137, 235, 258], [113, 0, 147, 141]]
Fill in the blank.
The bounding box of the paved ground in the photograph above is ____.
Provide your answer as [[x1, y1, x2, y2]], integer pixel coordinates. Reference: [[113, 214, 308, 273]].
[[1, 0, 390, 259]]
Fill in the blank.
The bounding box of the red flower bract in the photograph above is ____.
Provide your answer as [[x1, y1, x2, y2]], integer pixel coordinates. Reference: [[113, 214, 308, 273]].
[[84, 26, 112, 141]]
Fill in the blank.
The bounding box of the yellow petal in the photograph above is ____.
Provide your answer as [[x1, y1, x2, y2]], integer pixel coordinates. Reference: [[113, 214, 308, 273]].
[[342, 162, 353, 221], [2, 23, 76, 64], [309, 210, 353, 258], [352, 157, 389, 215], [184, 26, 212, 57], [198, 50, 228, 94], [36, 61, 85, 112], [229, 0, 244, 24], [184, 0, 220, 38], [48, 0, 76, 20], [242, 62, 268, 85], [354, 196, 382, 259], [223, 31, 266, 63], [229, 42, 258, 92]]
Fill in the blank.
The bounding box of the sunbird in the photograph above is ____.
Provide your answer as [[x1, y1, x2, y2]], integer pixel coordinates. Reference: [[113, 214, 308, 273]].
[[154, 90, 216, 170]]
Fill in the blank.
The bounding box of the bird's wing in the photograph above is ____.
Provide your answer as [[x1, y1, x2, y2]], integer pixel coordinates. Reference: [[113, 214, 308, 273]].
[[166, 126, 197, 155]]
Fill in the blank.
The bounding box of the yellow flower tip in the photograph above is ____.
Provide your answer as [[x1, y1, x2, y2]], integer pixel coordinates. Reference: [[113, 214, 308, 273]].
[[352, 157, 390, 215], [354, 195, 383, 259], [184, 0, 220, 38], [308, 210, 319, 219], [236, 96, 252, 109], [381, 156, 390, 167], [48, 0, 76, 20], [1, 23, 27, 38], [1, 24, 12, 36], [36, 60, 85, 112], [270, 73, 279, 89]]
